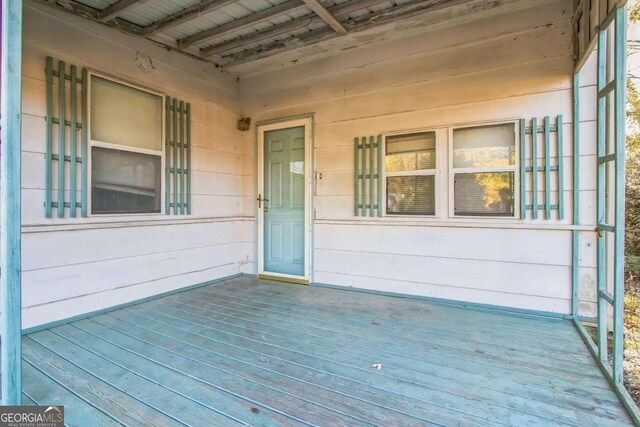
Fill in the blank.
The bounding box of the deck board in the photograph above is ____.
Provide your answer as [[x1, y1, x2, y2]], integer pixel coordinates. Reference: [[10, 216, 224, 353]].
[[22, 276, 633, 426]]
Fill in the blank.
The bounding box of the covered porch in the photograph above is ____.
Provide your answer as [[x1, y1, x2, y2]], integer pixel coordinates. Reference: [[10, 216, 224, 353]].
[[19, 276, 632, 426]]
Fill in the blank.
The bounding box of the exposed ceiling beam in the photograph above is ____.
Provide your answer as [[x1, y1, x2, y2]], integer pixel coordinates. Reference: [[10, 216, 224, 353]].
[[177, 0, 308, 49], [200, 0, 390, 58], [302, 0, 347, 34], [222, 0, 482, 66], [201, 18, 314, 57], [37, 0, 144, 34], [141, 0, 239, 36], [33, 0, 222, 66], [98, 0, 147, 22]]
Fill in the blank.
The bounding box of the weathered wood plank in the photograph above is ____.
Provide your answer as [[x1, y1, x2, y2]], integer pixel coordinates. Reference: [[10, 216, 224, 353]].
[[21, 277, 632, 426], [120, 301, 611, 425], [107, 307, 629, 423], [142, 0, 239, 36], [68, 319, 383, 427], [23, 336, 182, 427], [22, 359, 119, 426], [101, 310, 489, 426], [178, 0, 308, 49], [27, 330, 239, 426], [168, 289, 600, 378], [50, 325, 300, 427], [302, 0, 347, 34], [97, 0, 147, 22], [202, 282, 591, 357], [94, 313, 434, 427]]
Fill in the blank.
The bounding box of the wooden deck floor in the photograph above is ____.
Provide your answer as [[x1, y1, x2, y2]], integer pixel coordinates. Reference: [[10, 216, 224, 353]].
[[21, 276, 632, 426]]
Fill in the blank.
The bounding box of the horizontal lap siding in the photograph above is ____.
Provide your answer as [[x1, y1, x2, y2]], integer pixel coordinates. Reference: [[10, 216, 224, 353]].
[[19, 4, 247, 329], [240, 0, 595, 314]]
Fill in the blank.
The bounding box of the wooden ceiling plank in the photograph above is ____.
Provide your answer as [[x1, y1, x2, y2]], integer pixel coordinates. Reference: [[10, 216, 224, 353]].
[[222, 0, 480, 66], [35, 0, 144, 34], [177, 0, 307, 49], [98, 0, 148, 23], [200, 0, 390, 58], [142, 0, 239, 36], [302, 0, 347, 34]]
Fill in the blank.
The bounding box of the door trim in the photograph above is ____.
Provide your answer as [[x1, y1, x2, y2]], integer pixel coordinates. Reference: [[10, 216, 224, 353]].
[[256, 116, 313, 282]]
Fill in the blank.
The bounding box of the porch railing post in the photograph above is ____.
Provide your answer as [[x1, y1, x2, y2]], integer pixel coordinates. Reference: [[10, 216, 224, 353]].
[[1, 0, 24, 405], [572, 72, 580, 318]]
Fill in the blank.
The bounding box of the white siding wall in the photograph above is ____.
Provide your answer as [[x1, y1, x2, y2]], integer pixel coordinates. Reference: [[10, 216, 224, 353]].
[[239, 0, 598, 314], [20, 3, 248, 329]]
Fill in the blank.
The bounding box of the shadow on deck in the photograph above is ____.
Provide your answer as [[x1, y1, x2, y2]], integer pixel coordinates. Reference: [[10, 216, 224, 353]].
[[21, 276, 633, 426]]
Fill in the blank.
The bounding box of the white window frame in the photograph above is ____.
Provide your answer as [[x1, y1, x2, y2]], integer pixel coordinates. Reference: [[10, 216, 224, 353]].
[[448, 120, 520, 219], [87, 71, 166, 216], [382, 129, 441, 217]]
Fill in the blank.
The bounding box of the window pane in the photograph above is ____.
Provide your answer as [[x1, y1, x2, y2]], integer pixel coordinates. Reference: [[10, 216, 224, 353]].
[[453, 123, 515, 168], [387, 175, 435, 215], [91, 76, 163, 151], [92, 147, 161, 214], [386, 132, 436, 172], [454, 172, 514, 216]]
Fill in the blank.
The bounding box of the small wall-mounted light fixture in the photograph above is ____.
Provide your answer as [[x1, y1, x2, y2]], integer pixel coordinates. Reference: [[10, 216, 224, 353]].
[[238, 117, 251, 131]]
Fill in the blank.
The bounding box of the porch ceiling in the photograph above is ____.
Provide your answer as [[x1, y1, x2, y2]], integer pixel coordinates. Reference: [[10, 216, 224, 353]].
[[20, 276, 632, 425], [34, 0, 550, 72]]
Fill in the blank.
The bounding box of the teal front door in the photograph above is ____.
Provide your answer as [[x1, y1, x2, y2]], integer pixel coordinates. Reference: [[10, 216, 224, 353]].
[[263, 126, 306, 277]]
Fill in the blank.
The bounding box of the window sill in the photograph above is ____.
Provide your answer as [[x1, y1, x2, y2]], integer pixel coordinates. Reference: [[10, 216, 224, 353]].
[[315, 217, 593, 232]]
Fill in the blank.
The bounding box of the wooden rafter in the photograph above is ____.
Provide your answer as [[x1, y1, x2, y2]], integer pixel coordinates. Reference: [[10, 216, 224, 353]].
[[302, 0, 347, 34], [221, 0, 482, 66], [141, 0, 239, 36], [36, 0, 144, 34], [201, 0, 390, 58], [98, 0, 147, 22], [177, 0, 308, 49]]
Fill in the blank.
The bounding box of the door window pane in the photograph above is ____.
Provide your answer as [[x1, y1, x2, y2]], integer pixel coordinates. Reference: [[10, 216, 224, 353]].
[[92, 147, 161, 214], [453, 123, 515, 168], [387, 175, 435, 215], [386, 132, 436, 172], [454, 172, 514, 216], [91, 76, 163, 151]]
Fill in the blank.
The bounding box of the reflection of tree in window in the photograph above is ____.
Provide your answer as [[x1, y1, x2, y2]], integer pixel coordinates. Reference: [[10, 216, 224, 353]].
[[452, 123, 516, 217], [455, 172, 514, 216]]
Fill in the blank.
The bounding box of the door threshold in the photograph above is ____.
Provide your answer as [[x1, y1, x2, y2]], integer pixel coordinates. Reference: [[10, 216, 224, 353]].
[[258, 274, 309, 285]]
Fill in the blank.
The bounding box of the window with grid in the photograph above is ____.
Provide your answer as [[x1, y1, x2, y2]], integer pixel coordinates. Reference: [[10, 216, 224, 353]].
[[385, 132, 436, 216], [89, 75, 164, 214], [451, 123, 517, 217]]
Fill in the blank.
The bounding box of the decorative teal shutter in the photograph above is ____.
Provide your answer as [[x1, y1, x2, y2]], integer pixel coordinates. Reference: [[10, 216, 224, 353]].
[[44, 56, 88, 218], [354, 135, 383, 217], [165, 98, 191, 215], [520, 115, 564, 220]]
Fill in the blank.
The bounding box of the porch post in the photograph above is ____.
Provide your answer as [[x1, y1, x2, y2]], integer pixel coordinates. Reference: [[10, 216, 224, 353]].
[[1, 0, 23, 405]]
